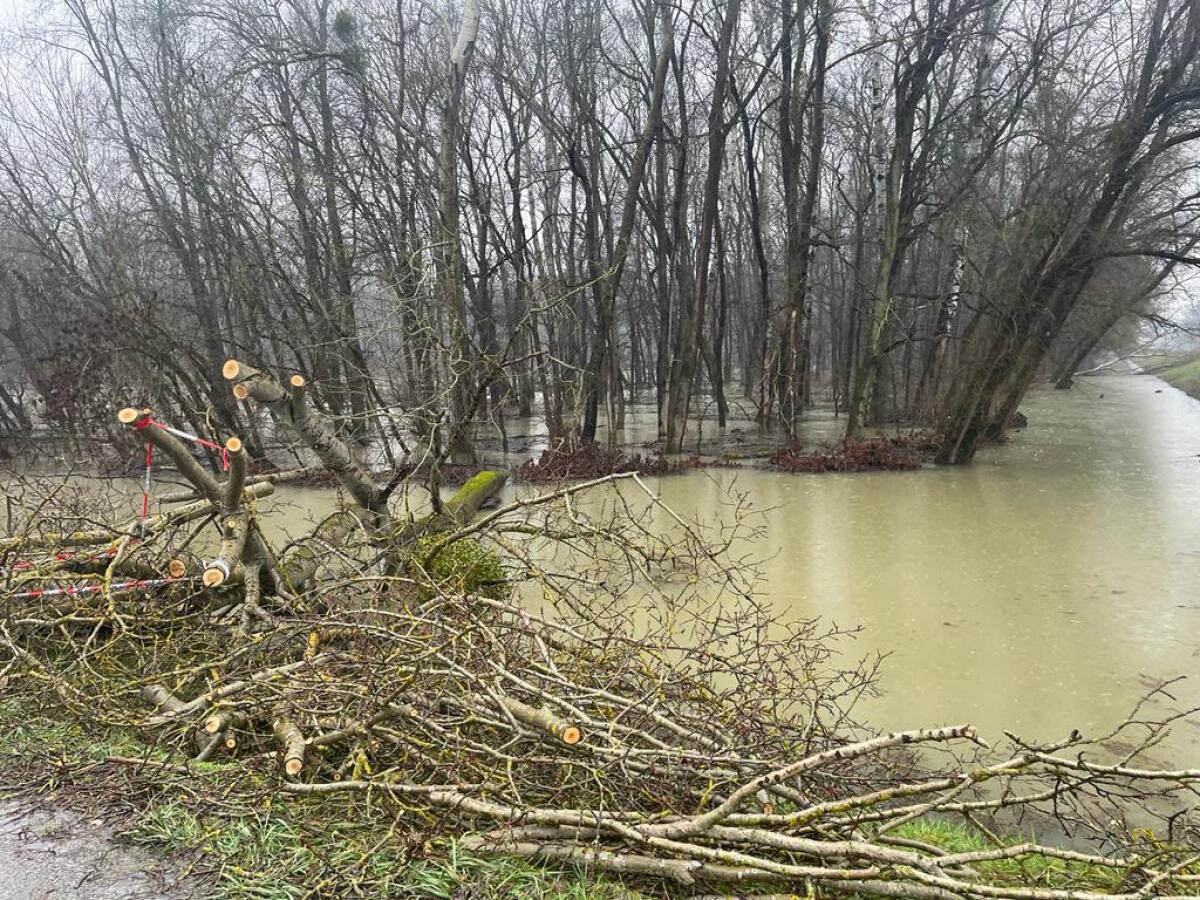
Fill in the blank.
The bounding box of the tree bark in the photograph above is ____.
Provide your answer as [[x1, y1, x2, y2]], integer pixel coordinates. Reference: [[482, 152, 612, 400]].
[[439, 0, 482, 465], [664, 0, 740, 453]]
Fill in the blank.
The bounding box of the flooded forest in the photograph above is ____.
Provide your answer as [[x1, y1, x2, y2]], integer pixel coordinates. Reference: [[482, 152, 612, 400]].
[[3, 0, 1200, 897]]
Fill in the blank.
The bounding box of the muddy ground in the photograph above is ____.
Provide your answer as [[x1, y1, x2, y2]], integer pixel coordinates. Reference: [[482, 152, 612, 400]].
[[0, 800, 193, 899]]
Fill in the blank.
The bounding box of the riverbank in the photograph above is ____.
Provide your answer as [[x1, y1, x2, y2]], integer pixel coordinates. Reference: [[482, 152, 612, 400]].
[[0, 702, 1139, 899], [1157, 354, 1200, 399], [0, 701, 640, 899]]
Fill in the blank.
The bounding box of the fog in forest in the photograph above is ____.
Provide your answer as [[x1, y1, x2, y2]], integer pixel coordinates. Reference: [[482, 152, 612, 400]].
[[3, 0, 1200, 897]]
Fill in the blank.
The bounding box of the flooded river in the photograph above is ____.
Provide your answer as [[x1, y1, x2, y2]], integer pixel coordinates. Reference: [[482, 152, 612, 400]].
[[269, 372, 1199, 756], [643, 374, 1200, 755], [13, 373, 1200, 759]]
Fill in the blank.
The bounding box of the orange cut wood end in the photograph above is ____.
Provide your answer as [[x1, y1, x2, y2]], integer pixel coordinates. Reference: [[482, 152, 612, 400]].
[[203, 715, 222, 734], [167, 559, 187, 579], [284, 757, 304, 776], [222, 359, 241, 380], [224, 436, 243, 453], [231, 384, 250, 401], [560, 726, 583, 745], [223, 734, 237, 750], [117, 407, 141, 424], [289, 374, 306, 388], [202, 567, 227, 588]]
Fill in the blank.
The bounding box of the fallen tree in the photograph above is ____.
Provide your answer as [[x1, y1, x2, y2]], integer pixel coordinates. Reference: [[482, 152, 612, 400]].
[[2, 362, 1199, 898]]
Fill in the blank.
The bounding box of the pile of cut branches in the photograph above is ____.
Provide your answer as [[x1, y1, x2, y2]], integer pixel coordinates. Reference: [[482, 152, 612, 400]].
[[2, 363, 1199, 898], [514, 441, 685, 483], [770, 432, 943, 474]]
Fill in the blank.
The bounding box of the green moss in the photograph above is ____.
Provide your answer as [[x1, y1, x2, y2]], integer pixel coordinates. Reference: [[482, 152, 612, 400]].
[[414, 534, 508, 600], [443, 471, 507, 520]]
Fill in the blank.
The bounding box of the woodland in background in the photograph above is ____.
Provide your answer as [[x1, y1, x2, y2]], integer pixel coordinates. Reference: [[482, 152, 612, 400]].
[[1, 0, 1200, 466], [4, 3, 1200, 891]]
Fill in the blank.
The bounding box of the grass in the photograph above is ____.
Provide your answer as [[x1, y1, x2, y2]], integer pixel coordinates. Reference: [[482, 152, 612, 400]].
[[0, 699, 643, 899], [128, 801, 641, 899], [1157, 355, 1200, 398], [890, 819, 1124, 892], [0, 699, 1140, 898]]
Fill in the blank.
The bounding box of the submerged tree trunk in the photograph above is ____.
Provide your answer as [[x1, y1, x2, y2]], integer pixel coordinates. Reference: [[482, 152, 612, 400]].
[[938, 0, 1200, 464], [847, 0, 968, 437], [845, 0, 889, 438], [664, 0, 740, 453], [777, 0, 832, 433], [438, 0, 482, 465], [580, 0, 673, 447], [913, 1, 999, 417]]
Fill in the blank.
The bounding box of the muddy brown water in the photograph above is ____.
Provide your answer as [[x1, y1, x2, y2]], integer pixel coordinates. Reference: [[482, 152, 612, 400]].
[[268, 373, 1200, 762], [640, 375, 1200, 760], [7, 373, 1199, 762]]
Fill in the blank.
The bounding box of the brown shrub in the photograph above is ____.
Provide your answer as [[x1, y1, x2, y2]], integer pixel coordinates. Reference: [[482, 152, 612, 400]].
[[769, 431, 942, 473]]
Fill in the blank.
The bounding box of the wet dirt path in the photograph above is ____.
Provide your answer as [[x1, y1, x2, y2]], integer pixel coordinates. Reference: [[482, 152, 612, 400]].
[[0, 800, 194, 899]]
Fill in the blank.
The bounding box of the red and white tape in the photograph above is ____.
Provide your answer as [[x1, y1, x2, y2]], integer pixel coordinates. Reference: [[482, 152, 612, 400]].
[[7, 576, 192, 602], [132, 415, 230, 524]]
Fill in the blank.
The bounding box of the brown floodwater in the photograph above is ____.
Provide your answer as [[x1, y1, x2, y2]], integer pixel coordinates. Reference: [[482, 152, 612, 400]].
[[8, 374, 1199, 760], [485, 374, 1200, 758], [639, 375, 1200, 758]]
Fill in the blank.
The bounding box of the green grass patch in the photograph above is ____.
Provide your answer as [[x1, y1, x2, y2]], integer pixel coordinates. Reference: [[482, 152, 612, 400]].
[[0, 698, 235, 776], [892, 819, 1124, 891], [0, 698, 641, 899], [130, 802, 641, 900], [1158, 355, 1200, 398]]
